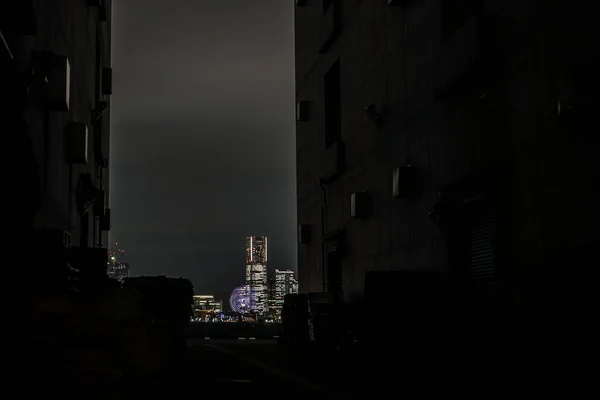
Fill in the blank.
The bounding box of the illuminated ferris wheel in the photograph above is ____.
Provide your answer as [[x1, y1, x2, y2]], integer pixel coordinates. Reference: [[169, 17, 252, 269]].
[[229, 285, 256, 313]]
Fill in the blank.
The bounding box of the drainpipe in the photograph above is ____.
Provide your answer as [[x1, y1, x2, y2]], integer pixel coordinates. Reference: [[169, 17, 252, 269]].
[[319, 178, 328, 293], [403, 8, 412, 271]]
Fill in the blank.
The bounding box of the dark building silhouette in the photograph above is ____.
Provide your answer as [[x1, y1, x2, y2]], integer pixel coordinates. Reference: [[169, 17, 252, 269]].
[[2, 1, 112, 283], [294, 0, 599, 314]]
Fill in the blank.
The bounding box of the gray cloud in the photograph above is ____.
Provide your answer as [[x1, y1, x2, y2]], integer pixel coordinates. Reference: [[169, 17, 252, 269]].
[[109, 0, 297, 300]]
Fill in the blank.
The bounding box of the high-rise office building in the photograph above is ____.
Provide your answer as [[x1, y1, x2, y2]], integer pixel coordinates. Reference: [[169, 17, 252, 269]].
[[245, 236, 268, 314], [274, 269, 298, 313]]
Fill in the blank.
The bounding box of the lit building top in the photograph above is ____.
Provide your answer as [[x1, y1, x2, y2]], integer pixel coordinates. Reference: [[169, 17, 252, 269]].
[[275, 269, 294, 276], [193, 295, 215, 301], [245, 236, 267, 264]]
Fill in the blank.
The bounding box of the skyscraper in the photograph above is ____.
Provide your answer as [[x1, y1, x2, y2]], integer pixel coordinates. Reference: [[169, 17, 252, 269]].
[[274, 269, 298, 313], [245, 236, 268, 314]]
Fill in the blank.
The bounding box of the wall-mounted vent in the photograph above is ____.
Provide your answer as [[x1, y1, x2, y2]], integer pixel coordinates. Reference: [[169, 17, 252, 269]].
[[296, 0, 307, 6], [350, 192, 370, 219], [296, 101, 310, 121], [392, 165, 414, 198], [102, 67, 112, 95], [298, 224, 311, 244], [100, 209, 111, 231], [65, 122, 88, 164]]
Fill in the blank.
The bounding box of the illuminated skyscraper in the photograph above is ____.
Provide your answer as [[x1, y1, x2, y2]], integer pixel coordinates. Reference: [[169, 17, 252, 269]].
[[274, 269, 298, 313], [245, 236, 268, 314]]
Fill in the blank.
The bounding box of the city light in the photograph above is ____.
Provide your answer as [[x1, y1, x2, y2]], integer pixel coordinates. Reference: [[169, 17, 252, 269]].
[[107, 241, 129, 283]]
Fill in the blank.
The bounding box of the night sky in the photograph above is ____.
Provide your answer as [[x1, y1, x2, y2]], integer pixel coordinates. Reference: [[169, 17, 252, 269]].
[[109, 1, 297, 302]]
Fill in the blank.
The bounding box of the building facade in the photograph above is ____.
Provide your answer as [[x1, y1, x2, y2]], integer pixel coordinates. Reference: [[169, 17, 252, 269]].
[[3, 1, 113, 284], [295, 1, 598, 311], [245, 236, 269, 314], [274, 269, 299, 313], [192, 295, 222, 316]]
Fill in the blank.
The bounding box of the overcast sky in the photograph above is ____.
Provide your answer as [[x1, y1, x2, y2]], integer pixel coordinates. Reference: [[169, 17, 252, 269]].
[[109, 0, 296, 302]]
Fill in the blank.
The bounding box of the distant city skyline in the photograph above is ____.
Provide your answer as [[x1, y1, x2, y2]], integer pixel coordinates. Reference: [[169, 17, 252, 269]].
[[111, 233, 297, 302]]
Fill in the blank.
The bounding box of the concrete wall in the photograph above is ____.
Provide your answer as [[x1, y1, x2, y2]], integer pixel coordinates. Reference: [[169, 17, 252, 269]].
[[295, 0, 599, 301], [6, 0, 112, 247]]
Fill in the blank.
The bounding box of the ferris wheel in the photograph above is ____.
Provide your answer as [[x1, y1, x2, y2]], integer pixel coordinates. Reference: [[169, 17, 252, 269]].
[[229, 285, 256, 313]]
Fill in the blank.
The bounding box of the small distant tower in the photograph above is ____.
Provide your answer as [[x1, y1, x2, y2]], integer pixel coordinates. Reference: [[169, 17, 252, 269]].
[[107, 242, 129, 282]]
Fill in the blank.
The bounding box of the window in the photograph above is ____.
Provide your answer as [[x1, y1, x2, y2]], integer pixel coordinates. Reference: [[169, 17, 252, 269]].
[[324, 59, 341, 148]]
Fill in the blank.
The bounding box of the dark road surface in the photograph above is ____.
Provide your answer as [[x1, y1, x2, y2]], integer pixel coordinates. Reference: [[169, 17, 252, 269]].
[[180, 339, 356, 399]]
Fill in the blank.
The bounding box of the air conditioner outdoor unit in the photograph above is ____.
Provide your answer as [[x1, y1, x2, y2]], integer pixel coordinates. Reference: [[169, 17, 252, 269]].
[[42, 54, 70, 112], [31, 51, 71, 112]]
